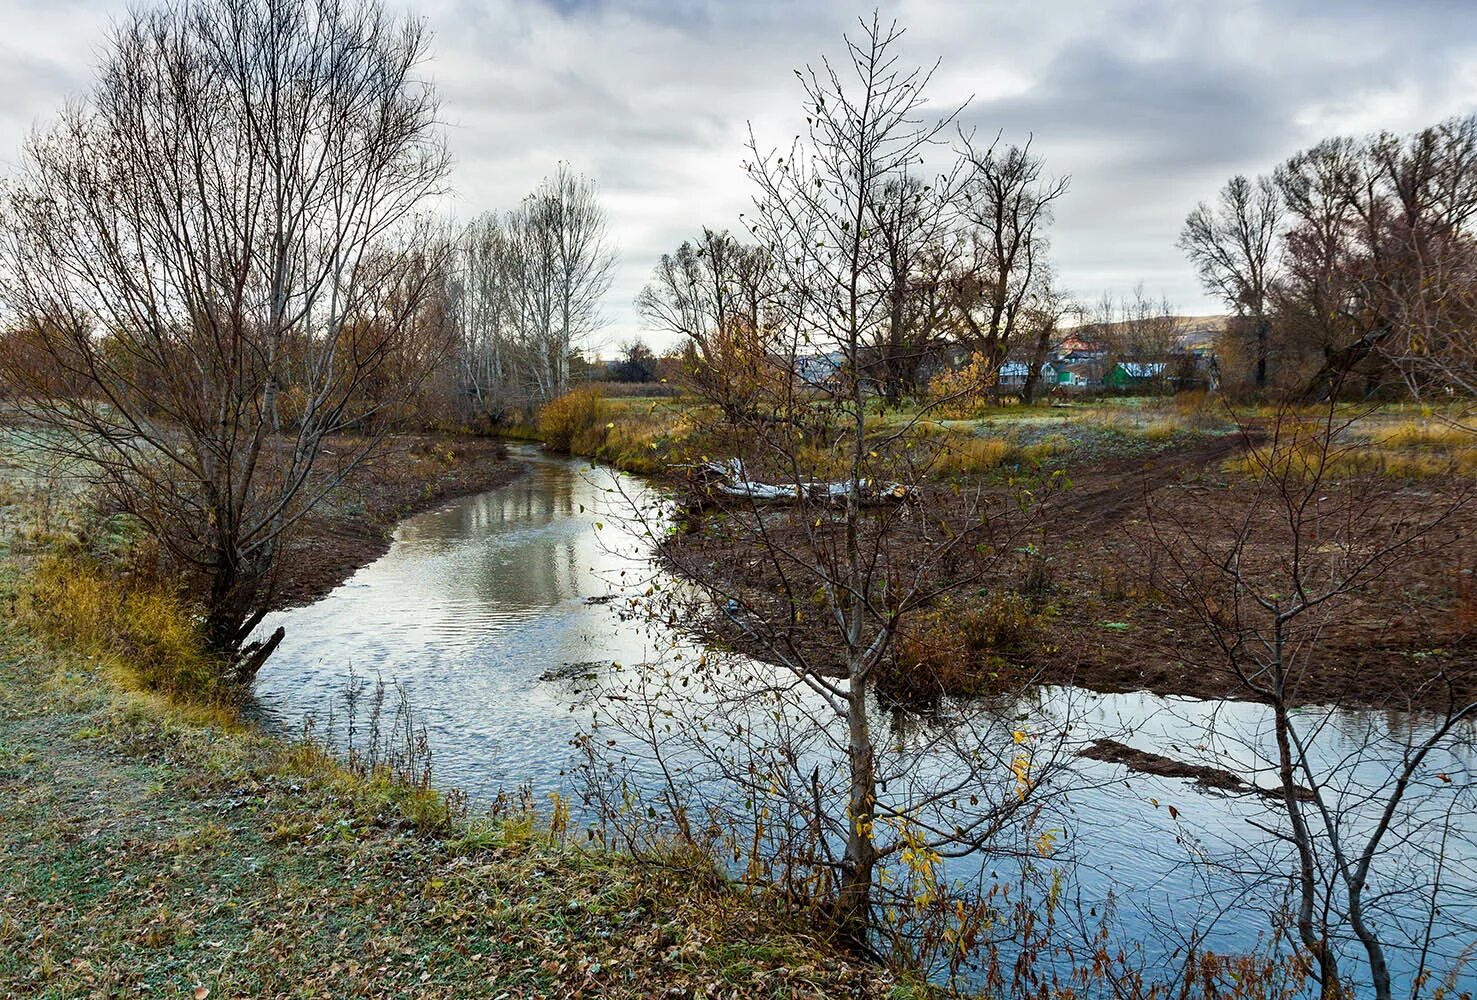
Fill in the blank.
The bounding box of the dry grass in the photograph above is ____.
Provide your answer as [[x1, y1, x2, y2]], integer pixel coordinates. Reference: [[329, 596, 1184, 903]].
[[23, 554, 231, 707], [931, 435, 1015, 475], [1370, 418, 1471, 449], [1222, 417, 1477, 481]]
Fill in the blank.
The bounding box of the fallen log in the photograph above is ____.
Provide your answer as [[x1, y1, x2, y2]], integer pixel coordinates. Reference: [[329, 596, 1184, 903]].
[[680, 458, 916, 505]]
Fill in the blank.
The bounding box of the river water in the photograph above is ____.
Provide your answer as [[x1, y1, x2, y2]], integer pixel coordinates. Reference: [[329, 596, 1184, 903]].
[[254, 445, 1475, 992]]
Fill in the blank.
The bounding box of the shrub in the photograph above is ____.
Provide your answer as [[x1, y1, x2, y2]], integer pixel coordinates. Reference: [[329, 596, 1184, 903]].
[[27, 555, 225, 701], [926, 352, 996, 419], [1222, 422, 1476, 481], [890, 592, 1048, 695], [537, 386, 605, 453]]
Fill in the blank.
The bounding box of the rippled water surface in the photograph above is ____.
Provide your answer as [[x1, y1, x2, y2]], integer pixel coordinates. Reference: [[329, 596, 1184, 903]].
[[254, 445, 1475, 990], [256, 447, 668, 799]]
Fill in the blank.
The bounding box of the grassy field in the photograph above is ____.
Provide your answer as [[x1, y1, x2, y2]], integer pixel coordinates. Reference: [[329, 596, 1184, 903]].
[[537, 388, 1476, 483], [0, 423, 916, 999], [529, 389, 1233, 478]]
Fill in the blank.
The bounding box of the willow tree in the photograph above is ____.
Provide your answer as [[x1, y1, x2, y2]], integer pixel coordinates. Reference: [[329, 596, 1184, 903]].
[[0, 0, 451, 681]]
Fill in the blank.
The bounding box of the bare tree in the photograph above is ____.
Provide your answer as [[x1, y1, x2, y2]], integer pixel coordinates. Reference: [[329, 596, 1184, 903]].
[[950, 135, 1069, 393], [1147, 404, 1476, 999], [864, 174, 960, 406], [595, 17, 1076, 961], [451, 212, 519, 424], [453, 167, 616, 410], [1273, 117, 1477, 402], [0, 0, 450, 679], [1179, 174, 1282, 389], [519, 164, 618, 400], [635, 227, 780, 419], [1017, 280, 1074, 404]]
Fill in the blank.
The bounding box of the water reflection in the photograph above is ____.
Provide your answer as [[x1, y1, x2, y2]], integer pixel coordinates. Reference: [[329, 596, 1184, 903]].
[[253, 445, 1474, 990], [255, 447, 664, 799]]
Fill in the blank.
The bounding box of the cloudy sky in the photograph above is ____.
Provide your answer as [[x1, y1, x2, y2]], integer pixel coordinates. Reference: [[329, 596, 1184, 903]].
[[3, 0, 1476, 349]]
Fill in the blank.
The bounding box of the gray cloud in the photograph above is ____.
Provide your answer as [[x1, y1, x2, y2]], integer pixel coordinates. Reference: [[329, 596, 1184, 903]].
[[2, 0, 1474, 347]]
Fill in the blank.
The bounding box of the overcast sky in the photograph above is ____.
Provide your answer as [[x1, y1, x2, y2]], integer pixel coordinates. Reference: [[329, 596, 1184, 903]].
[[3, 0, 1476, 350]]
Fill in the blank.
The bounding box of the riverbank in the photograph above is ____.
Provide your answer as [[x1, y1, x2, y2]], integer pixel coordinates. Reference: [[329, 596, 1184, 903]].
[[536, 393, 1477, 709], [0, 423, 912, 999]]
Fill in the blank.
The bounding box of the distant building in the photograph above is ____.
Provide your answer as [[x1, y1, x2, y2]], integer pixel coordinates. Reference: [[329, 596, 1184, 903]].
[[1055, 336, 1105, 363], [794, 351, 846, 391], [1106, 361, 1168, 389], [997, 361, 1056, 387], [1056, 363, 1102, 389]]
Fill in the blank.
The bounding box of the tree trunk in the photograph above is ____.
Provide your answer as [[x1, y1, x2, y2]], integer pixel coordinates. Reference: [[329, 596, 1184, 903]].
[[1274, 693, 1343, 998], [1019, 320, 1055, 405], [1255, 316, 1270, 390], [836, 676, 877, 945], [1302, 327, 1391, 401]]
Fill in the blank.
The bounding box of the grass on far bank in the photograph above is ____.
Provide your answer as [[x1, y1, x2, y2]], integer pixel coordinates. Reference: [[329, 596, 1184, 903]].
[[529, 385, 1239, 480], [529, 384, 1476, 487], [0, 422, 915, 1000]]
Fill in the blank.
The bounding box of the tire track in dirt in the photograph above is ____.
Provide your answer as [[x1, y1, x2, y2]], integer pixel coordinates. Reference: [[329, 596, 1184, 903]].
[[1048, 430, 1255, 533]]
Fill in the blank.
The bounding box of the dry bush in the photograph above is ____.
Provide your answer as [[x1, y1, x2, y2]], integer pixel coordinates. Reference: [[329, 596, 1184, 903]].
[[589, 409, 675, 475], [537, 386, 605, 453], [1223, 416, 1477, 480], [27, 555, 225, 703], [891, 592, 1046, 694], [1141, 418, 1182, 442], [1370, 419, 1469, 449]]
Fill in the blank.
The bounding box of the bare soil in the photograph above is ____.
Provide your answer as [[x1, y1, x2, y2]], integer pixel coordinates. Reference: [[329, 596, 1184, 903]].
[[668, 431, 1477, 710]]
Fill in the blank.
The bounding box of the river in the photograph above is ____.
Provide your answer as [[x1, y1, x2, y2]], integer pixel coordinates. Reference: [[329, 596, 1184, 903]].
[[253, 444, 1475, 992]]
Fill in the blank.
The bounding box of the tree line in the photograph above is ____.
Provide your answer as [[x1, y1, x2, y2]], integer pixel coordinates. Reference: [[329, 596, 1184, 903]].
[[1182, 116, 1477, 402]]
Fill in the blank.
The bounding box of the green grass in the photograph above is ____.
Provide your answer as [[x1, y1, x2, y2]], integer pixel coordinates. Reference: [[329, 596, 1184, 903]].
[[0, 420, 919, 999]]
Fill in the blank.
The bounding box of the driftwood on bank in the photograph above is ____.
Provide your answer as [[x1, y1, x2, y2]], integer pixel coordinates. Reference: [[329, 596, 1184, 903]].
[[681, 458, 916, 505]]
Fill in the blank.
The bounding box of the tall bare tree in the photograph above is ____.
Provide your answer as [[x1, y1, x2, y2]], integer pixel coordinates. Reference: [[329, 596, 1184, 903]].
[[521, 164, 617, 400], [598, 18, 1071, 958], [451, 212, 519, 423], [951, 135, 1069, 392], [1179, 173, 1281, 389], [0, 0, 450, 679], [864, 174, 960, 405], [635, 227, 779, 419], [1016, 280, 1074, 404], [453, 167, 616, 411], [1273, 117, 1477, 401]]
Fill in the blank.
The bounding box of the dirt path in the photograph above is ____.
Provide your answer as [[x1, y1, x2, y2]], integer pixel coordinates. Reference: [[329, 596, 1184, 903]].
[[1048, 429, 1252, 530]]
